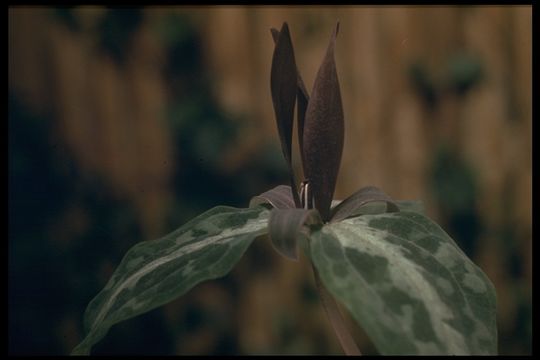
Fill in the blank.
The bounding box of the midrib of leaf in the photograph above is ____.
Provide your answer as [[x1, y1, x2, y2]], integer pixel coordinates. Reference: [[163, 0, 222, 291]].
[[322, 224, 457, 353], [73, 207, 270, 355], [311, 226, 416, 354], [311, 212, 496, 355], [327, 225, 411, 334], [92, 219, 266, 328], [89, 215, 269, 332], [391, 213, 496, 352]]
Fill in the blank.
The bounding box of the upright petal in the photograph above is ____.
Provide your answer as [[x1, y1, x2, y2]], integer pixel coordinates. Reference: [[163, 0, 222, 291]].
[[297, 75, 309, 172], [272, 26, 310, 177], [270, 23, 301, 206], [302, 23, 343, 221]]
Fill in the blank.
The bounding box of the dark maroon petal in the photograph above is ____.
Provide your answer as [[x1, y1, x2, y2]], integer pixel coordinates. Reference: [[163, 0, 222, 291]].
[[249, 185, 296, 209], [330, 186, 400, 222], [297, 76, 309, 172], [270, 27, 280, 43], [272, 27, 310, 176], [302, 22, 343, 221], [270, 23, 301, 207], [268, 208, 322, 261]]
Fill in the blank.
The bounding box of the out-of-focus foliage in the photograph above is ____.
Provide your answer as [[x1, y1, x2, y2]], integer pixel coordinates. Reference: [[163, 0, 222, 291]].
[[430, 146, 482, 258], [446, 53, 483, 96], [9, 9, 289, 355], [96, 9, 144, 64], [162, 14, 287, 223], [9, 94, 169, 354]]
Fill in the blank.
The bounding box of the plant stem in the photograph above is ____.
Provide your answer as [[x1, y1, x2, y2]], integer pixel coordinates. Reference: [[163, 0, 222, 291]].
[[312, 265, 362, 356]]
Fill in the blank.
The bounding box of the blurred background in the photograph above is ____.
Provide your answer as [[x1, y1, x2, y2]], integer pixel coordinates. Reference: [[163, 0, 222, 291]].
[[8, 6, 531, 355]]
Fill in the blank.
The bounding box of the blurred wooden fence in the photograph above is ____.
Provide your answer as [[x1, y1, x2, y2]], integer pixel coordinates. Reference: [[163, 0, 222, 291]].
[[9, 6, 531, 354]]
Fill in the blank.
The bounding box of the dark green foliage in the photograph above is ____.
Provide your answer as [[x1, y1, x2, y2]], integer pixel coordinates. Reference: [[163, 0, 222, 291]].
[[9, 13, 287, 356], [447, 53, 483, 96], [409, 62, 438, 110], [8, 94, 149, 355], [431, 146, 482, 257], [165, 14, 289, 224], [97, 8, 143, 64], [409, 53, 483, 109], [51, 7, 81, 32]]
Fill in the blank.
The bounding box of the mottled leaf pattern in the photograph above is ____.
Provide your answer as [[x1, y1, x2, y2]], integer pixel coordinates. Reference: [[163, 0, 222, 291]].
[[72, 206, 270, 355], [309, 211, 497, 355], [331, 199, 424, 216], [302, 23, 344, 221], [395, 200, 425, 214]]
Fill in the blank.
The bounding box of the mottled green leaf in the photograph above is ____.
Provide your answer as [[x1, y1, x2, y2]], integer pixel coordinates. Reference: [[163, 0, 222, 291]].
[[330, 198, 424, 218], [309, 211, 497, 355], [268, 208, 322, 261], [395, 200, 425, 214], [72, 206, 270, 355]]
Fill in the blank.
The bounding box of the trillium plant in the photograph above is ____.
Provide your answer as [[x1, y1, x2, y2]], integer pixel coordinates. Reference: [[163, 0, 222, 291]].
[[72, 22, 497, 355]]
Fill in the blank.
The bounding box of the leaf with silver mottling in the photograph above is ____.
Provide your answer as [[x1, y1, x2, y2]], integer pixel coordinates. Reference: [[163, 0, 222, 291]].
[[72, 206, 270, 355], [309, 211, 497, 355], [395, 200, 425, 214]]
